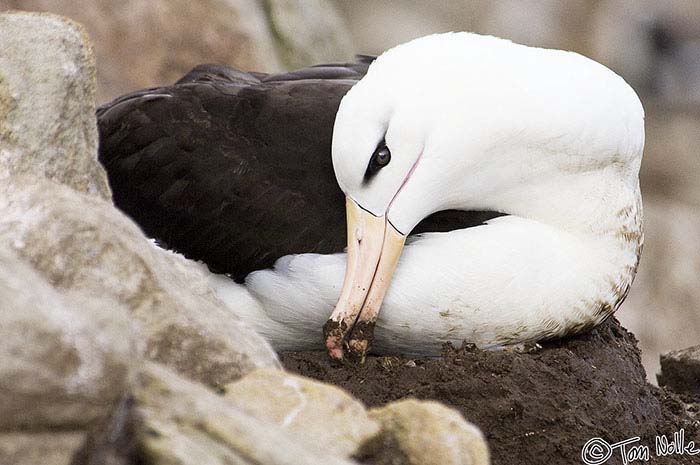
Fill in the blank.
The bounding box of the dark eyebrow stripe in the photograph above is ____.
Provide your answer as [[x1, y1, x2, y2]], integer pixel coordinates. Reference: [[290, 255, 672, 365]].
[[362, 160, 379, 184]]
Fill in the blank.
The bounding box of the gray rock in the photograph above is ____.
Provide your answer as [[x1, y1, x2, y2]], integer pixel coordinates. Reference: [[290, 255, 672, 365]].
[[0, 178, 280, 388], [658, 345, 700, 396], [360, 399, 490, 465], [0, 432, 86, 465], [223, 368, 379, 458], [0, 3, 277, 392], [0, 11, 110, 199], [0, 248, 138, 464], [0, 248, 137, 431], [135, 362, 360, 465]]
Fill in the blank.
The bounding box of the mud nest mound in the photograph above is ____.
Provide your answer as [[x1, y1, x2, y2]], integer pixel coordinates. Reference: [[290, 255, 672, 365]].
[[281, 318, 699, 465]]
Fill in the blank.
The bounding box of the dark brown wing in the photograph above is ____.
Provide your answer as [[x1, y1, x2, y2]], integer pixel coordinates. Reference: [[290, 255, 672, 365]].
[[97, 61, 501, 282]]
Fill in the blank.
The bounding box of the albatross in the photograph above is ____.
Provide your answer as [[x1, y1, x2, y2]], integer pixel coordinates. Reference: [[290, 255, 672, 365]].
[[98, 32, 644, 361]]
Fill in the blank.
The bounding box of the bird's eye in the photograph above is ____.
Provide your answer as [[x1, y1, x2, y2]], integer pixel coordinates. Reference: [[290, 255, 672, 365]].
[[374, 146, 391, 166], [363, 140, 391, 183]]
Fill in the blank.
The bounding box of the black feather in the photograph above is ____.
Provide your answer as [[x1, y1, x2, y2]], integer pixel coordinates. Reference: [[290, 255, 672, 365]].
[[97, 61, 503, 282]]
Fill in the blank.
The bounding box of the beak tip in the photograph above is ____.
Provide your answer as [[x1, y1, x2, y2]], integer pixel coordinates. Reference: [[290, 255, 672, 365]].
[[328, 346, 344, 360], [323, 319, 346, 360]]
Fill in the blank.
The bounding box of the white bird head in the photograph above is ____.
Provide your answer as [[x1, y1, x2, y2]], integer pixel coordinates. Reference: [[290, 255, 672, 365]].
[[326, 32, 644, 360]]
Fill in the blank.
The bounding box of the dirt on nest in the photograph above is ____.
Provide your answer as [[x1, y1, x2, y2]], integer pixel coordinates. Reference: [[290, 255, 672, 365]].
[[281, 318, 700, 465]]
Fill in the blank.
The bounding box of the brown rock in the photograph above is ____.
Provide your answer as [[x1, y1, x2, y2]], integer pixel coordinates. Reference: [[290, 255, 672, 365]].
[[658, 345, 700, 396], [2, 0, 354, 103], [1, 0, 282, 102]]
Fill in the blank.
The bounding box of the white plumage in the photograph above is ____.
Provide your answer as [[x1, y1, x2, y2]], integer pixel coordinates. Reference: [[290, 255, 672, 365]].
[[210, 32, 645, 355]]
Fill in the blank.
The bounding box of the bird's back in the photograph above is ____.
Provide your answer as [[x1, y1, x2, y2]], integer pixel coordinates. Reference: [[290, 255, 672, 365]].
[[98, 60, 501, 281]]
